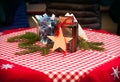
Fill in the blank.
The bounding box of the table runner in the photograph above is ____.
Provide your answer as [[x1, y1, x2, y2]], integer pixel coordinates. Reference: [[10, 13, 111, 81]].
[[0, 28, 120, 82]]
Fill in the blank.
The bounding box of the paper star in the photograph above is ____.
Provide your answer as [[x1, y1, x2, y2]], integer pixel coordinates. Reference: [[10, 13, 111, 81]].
[[47, 27, 72, 52], [1, 64, 13, 70], [111, 66, 120, 79]]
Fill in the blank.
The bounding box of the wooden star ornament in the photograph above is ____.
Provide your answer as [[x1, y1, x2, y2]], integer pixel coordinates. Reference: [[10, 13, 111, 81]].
[[47, 27, 72, 53]]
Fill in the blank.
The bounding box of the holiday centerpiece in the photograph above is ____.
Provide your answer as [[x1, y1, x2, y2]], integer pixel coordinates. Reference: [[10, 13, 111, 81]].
[[7, 13, 104, 56]]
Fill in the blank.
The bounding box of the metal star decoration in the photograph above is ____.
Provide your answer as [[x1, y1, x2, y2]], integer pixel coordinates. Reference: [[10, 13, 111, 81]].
[[111, 66, 120, 80], [1, 64, 13, 70], [47, 27, 72, 52]]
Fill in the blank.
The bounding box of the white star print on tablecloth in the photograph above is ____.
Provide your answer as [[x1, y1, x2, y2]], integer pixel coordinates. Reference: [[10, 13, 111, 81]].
[[111, 66, 120, 80], [1, 64, 13, 70]]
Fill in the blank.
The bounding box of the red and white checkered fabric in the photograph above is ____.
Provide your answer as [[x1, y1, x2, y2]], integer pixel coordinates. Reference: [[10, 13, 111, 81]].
[[0, 28, 120, 82]]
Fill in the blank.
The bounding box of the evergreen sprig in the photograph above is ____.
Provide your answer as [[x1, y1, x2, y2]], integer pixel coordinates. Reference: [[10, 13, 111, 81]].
[[7, 32, 52, 55], [78, 39, 104, 51]]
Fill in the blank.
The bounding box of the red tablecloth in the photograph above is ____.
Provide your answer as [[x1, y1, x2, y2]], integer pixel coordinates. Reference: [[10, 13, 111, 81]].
[[0, 28, 120, 82], [0, 59, 52, 82]]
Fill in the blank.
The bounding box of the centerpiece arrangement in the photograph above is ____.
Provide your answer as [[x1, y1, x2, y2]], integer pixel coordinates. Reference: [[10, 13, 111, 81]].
[[7, 13, 104, 56]]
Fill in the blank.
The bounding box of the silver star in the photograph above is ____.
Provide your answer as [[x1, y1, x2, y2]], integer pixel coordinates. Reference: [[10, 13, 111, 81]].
[[1, 64, 13, 70], [111, 66, 120, 80]]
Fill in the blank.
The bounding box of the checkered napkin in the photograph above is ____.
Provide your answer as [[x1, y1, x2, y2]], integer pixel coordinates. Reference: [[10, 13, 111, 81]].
[[0, 28, 120, 82]]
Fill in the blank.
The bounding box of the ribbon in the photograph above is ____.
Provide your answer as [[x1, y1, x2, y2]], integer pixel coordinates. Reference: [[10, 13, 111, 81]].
[[54, 16, 75, 36]]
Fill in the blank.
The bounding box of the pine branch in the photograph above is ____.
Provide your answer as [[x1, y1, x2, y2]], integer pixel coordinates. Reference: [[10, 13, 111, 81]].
[[7, 32, 52, 55], [78, 39, 105, 51]]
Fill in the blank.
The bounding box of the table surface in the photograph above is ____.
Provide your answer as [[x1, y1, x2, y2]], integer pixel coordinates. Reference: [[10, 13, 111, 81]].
[[0, 28, 120, 82]]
